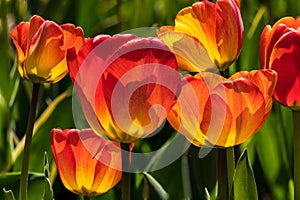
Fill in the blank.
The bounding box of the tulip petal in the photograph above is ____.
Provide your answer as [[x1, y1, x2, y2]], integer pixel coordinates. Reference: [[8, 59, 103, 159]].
[[218, 78, 265, 146], [175, 3, 219, 63], [93, 36, 180, 142], [168, 70, 274, 147], [174, 0, 243, 71], [25, 21, 66, 82], [50, 129, 78, 192], [167, 74, 209, 146], [51, 128, 122, 196], [270, 31, 300, 108], [259, 25, 271, 69], [67, 35, 111, 82], [10, 22, 30, 77], [28, 15, 45, 43], [61, 24, 85, 51], [214, 0, 243, 69], [157, 28, 216, 72]]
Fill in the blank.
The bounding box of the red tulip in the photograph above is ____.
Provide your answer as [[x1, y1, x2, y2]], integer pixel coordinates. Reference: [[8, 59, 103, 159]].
[[10, 15, 85, 83], [260, 17, 300, 109], [50, 128, 122, 196], [67, 34, 181, 143], [167, 69, 277, 147], [158, 0, 243, 72]]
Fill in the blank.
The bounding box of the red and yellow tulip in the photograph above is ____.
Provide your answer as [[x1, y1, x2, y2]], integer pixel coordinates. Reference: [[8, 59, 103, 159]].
[[67, 34, 181, 143], [50, 128, 122, 196], [260, 17, 300, 110], [158, 0, 243, 72], [10, 15, 85, 83], [167, 69, 277, 147]]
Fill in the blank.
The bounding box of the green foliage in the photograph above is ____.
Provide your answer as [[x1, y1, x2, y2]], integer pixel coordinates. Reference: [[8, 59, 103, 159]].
[[232, 149, 258, 200], [0, 172, 53, 200]]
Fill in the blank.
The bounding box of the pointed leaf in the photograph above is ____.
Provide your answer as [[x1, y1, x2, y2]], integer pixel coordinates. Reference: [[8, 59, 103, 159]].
[[232, 149, 258, 200], [143, 172, 169, 200], [204, 187, 211, 200]]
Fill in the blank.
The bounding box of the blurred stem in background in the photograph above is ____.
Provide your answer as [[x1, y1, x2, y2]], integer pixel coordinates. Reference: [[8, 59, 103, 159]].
[[293, 110, 300, 200], [19, 83, 40, 200], [15, 0, 28, 22], [217, 148, 228, 199], [217, 147, 234, 200], [83, 196, 90, 200], [0, 0, 13, 172], [121, 143, 131, 200]]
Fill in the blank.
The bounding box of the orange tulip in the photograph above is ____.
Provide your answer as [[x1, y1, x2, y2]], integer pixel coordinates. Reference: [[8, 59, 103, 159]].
[[167, 69, 277, 147], [10, 15, 84, 83], [158, 0, 243, 72], [260, 17, 300, 110], [67, 34, 181, 143], [50, 128, 122, 196]]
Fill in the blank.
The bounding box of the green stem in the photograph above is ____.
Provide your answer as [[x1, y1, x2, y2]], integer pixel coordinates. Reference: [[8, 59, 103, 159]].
[[121, 143, 131, 200], [217, 148, 228, 200], [217, 147, 234, 200], [293, 110, 300, 200], [227, 147, 235, 198], [83, 196, 90, 200], [19, 83, 40, 200]]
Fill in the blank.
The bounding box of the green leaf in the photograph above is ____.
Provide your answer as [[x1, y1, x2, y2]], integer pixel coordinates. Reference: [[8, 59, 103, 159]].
[[3, 189, 16, 200], [204, 187, 211, 200], [143, 172, 169, 200], [232, 149, 258, 200], [0, 172, 53, 200], [12, 88, 73, 173]]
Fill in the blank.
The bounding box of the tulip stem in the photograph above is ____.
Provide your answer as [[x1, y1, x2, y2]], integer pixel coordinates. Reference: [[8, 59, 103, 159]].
[[217, 147, 234, 200], [19, 83, 40, 200], [293, 110, 300, 200], [121, 143, 131, 200], [217, 148, 228, 200], [83, 196, 90, 200]]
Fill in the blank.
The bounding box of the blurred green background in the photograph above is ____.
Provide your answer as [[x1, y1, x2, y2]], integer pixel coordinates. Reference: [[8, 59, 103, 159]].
[[0, 0, 299, 199]]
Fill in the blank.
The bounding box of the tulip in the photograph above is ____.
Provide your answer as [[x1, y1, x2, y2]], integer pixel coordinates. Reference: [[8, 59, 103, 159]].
[[260, 17, 300, 110], [158, 0, 243, 72], [67, 34, 181, 143], [10, 15, 85, 83], [50, 128, 122, 196], [167, 69, 277, 147]]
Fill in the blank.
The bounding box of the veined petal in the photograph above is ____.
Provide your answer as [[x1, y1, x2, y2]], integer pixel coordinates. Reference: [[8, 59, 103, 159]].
[[175, 2, 219, 64], [50, 129, 78, 192], [169, 70, 273, 147], [10, 22, 30, 78], [61, 24, 85, 51], [67, 35, 111, 82], [25, 21, 65, 82], [259, 25, 272, 69], [215, 0, 243, 69], [157, 29, 216, 72], [272, 16, 300, 30], [270, 31, 300, 108], [167, 74, 210, 146], [95, 37, 180, 142], [27, 15, 45, 43], [51, 128, 122, 196], [217, 77, 266, 147], [174, 0, 243, 71], [230, 69, 277, 100]]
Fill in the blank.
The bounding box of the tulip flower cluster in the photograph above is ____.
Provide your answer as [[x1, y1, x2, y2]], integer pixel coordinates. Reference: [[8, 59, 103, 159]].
[[10, 0, 300, 198]]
